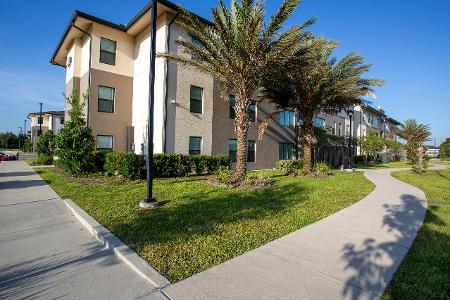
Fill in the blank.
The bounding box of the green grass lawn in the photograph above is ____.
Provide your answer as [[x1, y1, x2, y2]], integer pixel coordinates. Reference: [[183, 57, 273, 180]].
[[36, 168, 374, 282], [383, 168, 450, 299], [356, 161, 412, 169]]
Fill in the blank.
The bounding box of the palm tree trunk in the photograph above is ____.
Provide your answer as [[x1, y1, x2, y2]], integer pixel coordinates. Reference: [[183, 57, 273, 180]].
[[233, 94, 250, 182], [301, 117, 316, 174]]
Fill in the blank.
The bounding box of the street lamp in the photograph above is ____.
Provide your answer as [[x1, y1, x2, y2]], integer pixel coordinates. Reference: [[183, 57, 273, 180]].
[[347, 109, 354, 167], [18, 127, 22, 151], [140, 0, 159, 209]]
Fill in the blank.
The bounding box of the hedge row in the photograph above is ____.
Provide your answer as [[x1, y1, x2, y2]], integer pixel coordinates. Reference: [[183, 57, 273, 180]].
[[100, 152, 230, 179]]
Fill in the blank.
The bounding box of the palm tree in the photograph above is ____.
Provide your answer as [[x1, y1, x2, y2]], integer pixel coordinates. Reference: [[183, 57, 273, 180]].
[[159, 0, 313, 181], [261, 37, 384, 174], [396, 119, 431, 168]]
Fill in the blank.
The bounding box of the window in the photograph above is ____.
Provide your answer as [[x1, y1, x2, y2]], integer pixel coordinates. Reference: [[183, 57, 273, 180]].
[[37, 116, 43, 125], [338, 123, 342, 136], [191, 37, 204, 61], [332, 121, 336, 135], [98, 86, 115, 113], [248, 102, 256, 122], [228, 139, 255, 162], [190, 86, 203, 113], [189, 136, 202, 155], [247, 140, 256, 162], [346, 124, 350, 136], [229, 139, 237, 162], [279, 143, 293, 160], [279, 111, 294, 127], [229, 97, 256, 122], [100, 38, 116, 65], [314, 117, 325, 129], [97, 135, 113, 150], [60, 117, 65, 125], [229, 95, 236, 119]]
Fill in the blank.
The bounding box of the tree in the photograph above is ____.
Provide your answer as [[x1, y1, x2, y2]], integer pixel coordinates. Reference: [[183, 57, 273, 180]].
[[385, 139, 403, 161], [439, 138, 450, 159], [37, 131, 55, 156], [159, 0, 313, 182], [55, 90, 95, 176], [262, 37, 383, 174], [0, 132, 20, 149], [359, 133, 384, 163], [396, 119, 431, 173]]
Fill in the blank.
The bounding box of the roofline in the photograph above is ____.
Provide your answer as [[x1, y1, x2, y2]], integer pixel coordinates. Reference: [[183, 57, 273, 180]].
[[50, 0, 213, 67], [386, 117, 401, 126], [27, 111, 65, 118]]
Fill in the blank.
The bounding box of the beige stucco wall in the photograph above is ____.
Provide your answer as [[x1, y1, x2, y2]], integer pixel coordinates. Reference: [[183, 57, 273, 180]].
[[89, 69, 133, 152]]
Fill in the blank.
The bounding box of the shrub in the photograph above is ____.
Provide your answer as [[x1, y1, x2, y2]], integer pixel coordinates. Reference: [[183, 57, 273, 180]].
[[36, 155, 53, 165], [215, 166, 232, 185], [314, 161, 332, 175], [55, 90, 95, 176], [354, 155, 366, 164], [152, 154, 230, 177], [276, 160, 303, 175], [104, 152, 143, 180], [93, 150, 108, 172], [242, 171, 273, 188], [37, 131, 55, 156]]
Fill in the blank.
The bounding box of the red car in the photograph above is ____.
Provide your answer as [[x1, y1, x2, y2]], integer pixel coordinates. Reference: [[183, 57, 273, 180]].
[[0, 153, 7, 162]]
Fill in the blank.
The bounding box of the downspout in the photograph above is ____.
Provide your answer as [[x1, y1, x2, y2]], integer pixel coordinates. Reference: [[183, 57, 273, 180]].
[[163, 11, 180, 153], [72, 21, 92, 127]]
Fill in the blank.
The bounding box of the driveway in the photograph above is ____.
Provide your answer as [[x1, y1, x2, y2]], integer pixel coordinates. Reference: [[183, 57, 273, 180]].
[[163, 168, 432, 300], [0, 161, 165, 299]]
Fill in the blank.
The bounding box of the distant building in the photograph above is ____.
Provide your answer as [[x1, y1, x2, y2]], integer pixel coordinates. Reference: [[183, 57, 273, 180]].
[[27, 111, 64, 148]]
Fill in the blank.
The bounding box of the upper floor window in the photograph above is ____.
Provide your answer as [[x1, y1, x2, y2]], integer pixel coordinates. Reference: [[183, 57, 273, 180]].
[[60, 117, 65, 125], [229, 96, 256, 122], [97, 135, 113, 151], [190, 85, 203, 114], [279, 110, 294, 127], [338, 123, 342, 136], [98, 86, 115, 113], [279, 143, 293, 160], [100, 38, 116, 65], [314, 117, 325, 129], [332, 121, 337, 135], [189, 136, 202, 155], [37, 116, 43, 125]]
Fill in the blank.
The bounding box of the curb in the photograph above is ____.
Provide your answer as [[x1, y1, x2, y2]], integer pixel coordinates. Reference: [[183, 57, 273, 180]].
[[63, 198, 171, 288]]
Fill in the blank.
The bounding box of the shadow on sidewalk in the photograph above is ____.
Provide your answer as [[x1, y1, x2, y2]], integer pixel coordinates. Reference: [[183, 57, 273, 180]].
[[0, 180, 48, 190], [340, 194, 446, 299]]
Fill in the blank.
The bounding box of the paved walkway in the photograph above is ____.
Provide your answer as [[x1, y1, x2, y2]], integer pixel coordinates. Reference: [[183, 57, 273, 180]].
[[0, 161, 165, 299], [163, 168, 434, 300]]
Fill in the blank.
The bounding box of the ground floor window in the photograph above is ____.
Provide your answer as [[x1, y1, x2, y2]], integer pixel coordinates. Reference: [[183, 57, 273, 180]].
[[279, 143, 294, 160], [97, 135, 113, 151], [189, 136, 202, 155], [228, 139, 256, 162]]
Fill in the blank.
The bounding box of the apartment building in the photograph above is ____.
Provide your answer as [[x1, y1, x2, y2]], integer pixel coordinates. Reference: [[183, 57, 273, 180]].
[[27, 111, 65, 147], [50, 1, 295, 169], [50, 0, 400, 168]]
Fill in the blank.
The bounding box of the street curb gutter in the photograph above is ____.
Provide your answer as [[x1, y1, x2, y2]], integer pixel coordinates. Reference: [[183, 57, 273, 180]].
[[63, 198, 171, 288]]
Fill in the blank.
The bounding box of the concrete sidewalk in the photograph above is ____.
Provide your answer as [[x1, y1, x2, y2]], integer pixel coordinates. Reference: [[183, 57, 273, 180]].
[[0, 161, 165, 299], [163, 168, 431, 300]]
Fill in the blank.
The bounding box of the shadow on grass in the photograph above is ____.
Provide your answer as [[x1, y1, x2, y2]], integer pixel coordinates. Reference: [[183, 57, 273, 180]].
[[341, 194, 449, 299]]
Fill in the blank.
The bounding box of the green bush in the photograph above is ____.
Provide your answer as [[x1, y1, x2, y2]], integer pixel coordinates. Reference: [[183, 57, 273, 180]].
[[37, 131, 55, 156], [215, 165, 232, 185], [152, 154, 230, 177], [242, 171, 273, 187], [36, 155, 53, 165], [275, 160, 303, 175], [93, 150, 108, 172], [55, 90, 95, 176], [314, 161, 332, 175], [104, 152, 143, 180]]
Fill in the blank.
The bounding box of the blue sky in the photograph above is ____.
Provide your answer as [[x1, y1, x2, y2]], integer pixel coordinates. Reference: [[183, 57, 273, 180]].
[[0, 0, 449, 145]]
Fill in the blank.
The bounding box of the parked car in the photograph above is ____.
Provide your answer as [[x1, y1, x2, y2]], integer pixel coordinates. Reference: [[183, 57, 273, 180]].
[[0, 152, 8, 161]]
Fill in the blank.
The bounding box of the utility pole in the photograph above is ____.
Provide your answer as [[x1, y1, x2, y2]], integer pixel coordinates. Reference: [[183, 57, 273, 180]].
[[39, 102, 43, 136], [24, 119, 27, 152], [140, 0, 159, 209], [18, 127, 22, 151]]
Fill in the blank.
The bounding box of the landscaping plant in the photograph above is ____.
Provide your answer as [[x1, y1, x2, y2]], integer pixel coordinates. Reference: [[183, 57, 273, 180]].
[[36, 130, 55, 156], [275, 159, 303, 175], [396, 119, 431, 174], [160, 0, 312, 182], [55, 89, 95, 176], [359, 133, 385, 164], [261, 36, 383, 174], [104, 152, 143, 180]]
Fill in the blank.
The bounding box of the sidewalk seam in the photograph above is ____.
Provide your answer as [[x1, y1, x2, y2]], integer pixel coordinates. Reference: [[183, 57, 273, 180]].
[[63, 198, 171, 289]]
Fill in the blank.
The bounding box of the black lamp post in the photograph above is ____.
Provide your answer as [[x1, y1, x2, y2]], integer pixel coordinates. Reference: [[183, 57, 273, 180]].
[[140, 0, 159, 209], [38, 102, 43, 136], [347, 109, 354, 167]]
